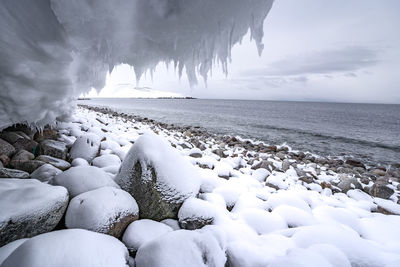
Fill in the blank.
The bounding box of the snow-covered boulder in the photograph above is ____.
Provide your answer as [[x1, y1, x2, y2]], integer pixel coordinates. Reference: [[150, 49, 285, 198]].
[[30, 164, 62, 182], [69, 133, 101, 162], [135, 230, 226, 267], [65, 187, 138, 238], [0, 229, 130, 267], [122, 219, 173, 253], [115, 133, 201, 221], [51, 166, 119, 198], [92, 154, 121, 168], [178, 197, 216, 230], [0, 179, 68, 246], [0, 168, 29, 179], [36, 155, 71, 171], [0, 239, 27, 265]]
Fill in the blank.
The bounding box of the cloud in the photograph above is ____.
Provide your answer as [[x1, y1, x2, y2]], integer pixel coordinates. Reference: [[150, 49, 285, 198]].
[[239, 46, 379, 78]]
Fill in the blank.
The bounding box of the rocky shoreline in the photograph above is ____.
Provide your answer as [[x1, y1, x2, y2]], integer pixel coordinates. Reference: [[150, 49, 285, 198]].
[[1, 104, 400, 266], [79, 104, 400, 203]]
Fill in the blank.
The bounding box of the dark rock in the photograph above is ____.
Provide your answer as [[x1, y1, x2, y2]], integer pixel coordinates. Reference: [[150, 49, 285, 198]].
[[369, 184, 394, 199], [276, 152, 286, 160], [0, 155, 10, 166], [0, 131, 38, 154], [345, 159, 365, 169], [0, 138, 15, 158], [337, 177, 362, 193], [34, 128, 59, 142], [36, 155, 71, 171], [178, 198, 214, 230], [10, 150, 34, 168], [282, 160, 290, 172], [0, 179, 68, 246], [299, 176, 314, 184], [265, 182, 280, 190], [252, 160, 274, 172], [212, 148, 226, 158], [4, 124, 36, 139], [360, 177, 371, 185], [260, 145, 277, 153], [370, 169, 386, 176], [189, 152, 202, 158], [39, 140, 68, 160], [0, 168, 29, 179]]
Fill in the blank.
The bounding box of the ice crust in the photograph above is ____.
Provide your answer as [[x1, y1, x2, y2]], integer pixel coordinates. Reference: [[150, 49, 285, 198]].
[[0, 0, 274, 129]]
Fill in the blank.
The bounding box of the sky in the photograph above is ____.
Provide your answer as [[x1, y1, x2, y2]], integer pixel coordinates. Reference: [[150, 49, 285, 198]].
[[87, 0, 400, 104]]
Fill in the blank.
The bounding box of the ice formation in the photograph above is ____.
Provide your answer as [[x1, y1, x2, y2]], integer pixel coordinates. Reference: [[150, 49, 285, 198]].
[[0, 0, 274, 129]]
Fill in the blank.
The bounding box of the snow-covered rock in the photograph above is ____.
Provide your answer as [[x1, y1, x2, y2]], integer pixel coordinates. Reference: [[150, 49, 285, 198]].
[[178, 197, 216, 230], [135, 230, 226, 267], [36, 155, 71, 171], [0, 229, 130, 267], [71, 158, 89, 167], [122, 219, 173, 253], [115, 133, 201, 221], [0, 168, 29, 179], [0, 239, 27, 265], [69, 133, 101, 162], [38, 140, 68, 160], [30, 164, 62, 182], [92, 154, 121, 168], [65, 187, 138, 238], [51, 166, 119, 198], [0, 179, 68, 246]]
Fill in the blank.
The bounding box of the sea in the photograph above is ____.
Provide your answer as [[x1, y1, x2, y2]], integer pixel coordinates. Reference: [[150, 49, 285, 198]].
[[78, 98, 400, 167]]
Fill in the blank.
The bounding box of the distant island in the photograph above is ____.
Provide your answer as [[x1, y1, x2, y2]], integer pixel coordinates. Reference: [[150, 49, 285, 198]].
[[77, 96, 197, 100]]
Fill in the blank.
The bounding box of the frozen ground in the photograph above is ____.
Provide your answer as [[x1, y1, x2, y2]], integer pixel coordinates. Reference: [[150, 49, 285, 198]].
[[1, 105, 400, 266]]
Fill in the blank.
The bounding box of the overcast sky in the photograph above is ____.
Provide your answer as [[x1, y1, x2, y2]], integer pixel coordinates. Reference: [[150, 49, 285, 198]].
[[90, 0, 400, 103]]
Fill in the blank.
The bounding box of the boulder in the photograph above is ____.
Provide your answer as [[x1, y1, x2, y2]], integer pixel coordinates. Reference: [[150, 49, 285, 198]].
[[33, 128, 58, 142], [178, 197, 215, 230], [369, 184, 394, 199], [0, 229, 130, 267], [92, 154, 121, 168], [0, 179, 69, 246], [38, 140, 68, 160], [10, 150, 44, 173], [65, 187, 138, 238], [345, 159, 365, 169], [0, 138, 15, 158], [0, 155, 10, 167], [0, 168, 29, 179], [0, 239, 28, 265], [115, 133, 200, 221], [69, 133, 101, 162], [122, 219, 173, 253], [51, 166, 119, 198], [337, 177, 362, 193], [0, 131, 37, 154], [36, 155, 71, 171], [30, 164, 62, 182], [135, 230, 226, 267]]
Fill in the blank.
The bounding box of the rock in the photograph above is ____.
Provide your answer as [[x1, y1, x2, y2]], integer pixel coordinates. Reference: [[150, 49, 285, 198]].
[[0, 168, 29, 179], [33, 128, 59, 142], [370, 169, 386, 176], [0, 161, 2, 169], [3, 124, 36, 138], [0, 155, 10, 166], [122, 219, 173, 254], [135, 230, 226, 267], [71, 158, 89, 167], [0, 131, 37, 154], [0, 179, 68, 246], [30, 164, 62, 182], [66, 187, 138, 238], [160, 219, 181, 230], [51, 166, 119, 198], [251, 160, 273, 171], [0, 229, 130, 267], [282, 159, 291, 172], [0, 239, 28, 265], [92, 154, 122, 168], [212, 148, 226, 158], [10, 150, 44, 173], [189, 152, 202, 158], [36, 155, 71, 171], [345, 159, 365, 169], [369, 184, 394, 199], [115, 133, 200, 221], [251, 168, 270, 182], [39, 140, 68, 160], [337, 177, 362, 193], [178, 198, 215, 230], [299, 176, 314, 184], [276, 152, 286, 160], [0, 138, 15, 158], [69, 133, 101, 162], [260, 145, 277, 153]]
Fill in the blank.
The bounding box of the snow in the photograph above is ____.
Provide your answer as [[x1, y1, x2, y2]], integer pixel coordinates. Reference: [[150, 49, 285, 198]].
[[51, 166, 119, 198], [116, 132, 201, 202], [0, 0, 274, 129], [0, 229, 130, 267], [69, 133, 101, 162], [30, 163, 62, 182], [122, 219, 173, 252], [240, 208, 287, 235], [374, 198, 400, 215], [0, 179, 68, 225], [135, 230, 226, 267], [178, 197, 217, 223], [0, 239, 27, 265], [92, 154, 121, 168], [65, 187, 138, 235]]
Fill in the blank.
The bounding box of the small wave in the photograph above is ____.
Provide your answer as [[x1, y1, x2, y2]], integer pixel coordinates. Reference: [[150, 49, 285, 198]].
[[250, 123, 400, 152]]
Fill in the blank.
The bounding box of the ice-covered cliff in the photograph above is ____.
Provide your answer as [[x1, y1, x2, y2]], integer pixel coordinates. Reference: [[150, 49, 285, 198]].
[[0, 0, 274, 129]]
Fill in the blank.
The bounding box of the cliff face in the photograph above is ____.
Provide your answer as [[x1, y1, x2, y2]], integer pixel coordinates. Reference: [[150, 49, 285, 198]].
[[0, 0, 274, 129]]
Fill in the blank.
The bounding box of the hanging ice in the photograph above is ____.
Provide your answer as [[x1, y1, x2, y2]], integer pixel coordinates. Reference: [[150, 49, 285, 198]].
[[0, 0, 274, 129]]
